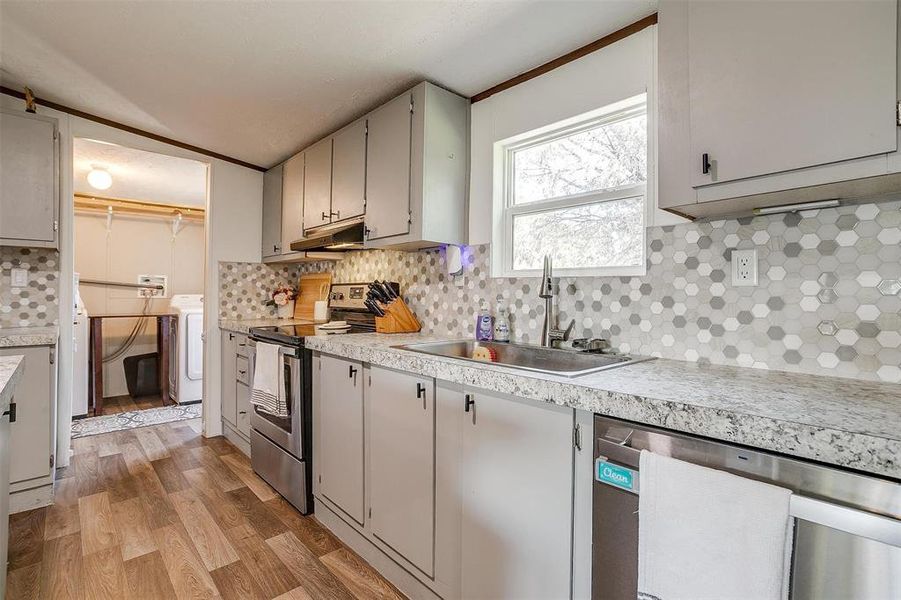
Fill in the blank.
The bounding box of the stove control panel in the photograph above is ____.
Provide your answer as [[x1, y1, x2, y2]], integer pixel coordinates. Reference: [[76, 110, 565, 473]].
[[329, 282, 399, 311]]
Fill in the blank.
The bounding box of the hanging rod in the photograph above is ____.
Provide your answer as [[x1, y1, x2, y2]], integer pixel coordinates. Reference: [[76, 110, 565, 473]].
[[80, 278, 164, 291], [74, 193, 205, 221]]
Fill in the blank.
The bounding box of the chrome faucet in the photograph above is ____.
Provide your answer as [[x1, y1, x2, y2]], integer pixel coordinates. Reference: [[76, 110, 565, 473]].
[[539, 255, 575, 348]]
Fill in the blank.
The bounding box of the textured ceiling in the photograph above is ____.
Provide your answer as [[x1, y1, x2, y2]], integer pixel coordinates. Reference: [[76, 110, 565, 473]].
[[74, 138, 208, 206], [0, 1, 655, 168]]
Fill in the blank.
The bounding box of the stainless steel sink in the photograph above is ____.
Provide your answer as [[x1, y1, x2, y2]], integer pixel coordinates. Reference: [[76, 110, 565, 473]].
[[393, 340, 651, 377]]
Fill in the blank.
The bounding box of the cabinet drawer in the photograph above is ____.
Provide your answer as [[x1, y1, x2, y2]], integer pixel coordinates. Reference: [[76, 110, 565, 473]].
[[235, 334, 250, 357], [236, 382, 251, 437], [236, 356, 250, 385]]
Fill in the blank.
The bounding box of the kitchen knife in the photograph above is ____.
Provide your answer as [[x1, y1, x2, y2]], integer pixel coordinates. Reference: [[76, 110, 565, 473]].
[[368, 283, 387, 304], [378, 280, 399, 300], [365, 298, 386, 317]]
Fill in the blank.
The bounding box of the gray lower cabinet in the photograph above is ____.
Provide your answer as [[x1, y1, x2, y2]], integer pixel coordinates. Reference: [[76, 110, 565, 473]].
[[221, 330, 252, 443], [368, 366, 435, 576], [0, 392, 12, 596], [314, 355, 576, 599], [0, 109, 59, 248], [318, 354, 365, 524], [458, 387, 574, 599], [0, 346, 54, 488]]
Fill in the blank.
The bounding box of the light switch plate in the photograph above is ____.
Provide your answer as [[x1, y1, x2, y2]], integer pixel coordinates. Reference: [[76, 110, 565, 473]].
[[10, 268, 27, 287], [731, 249, 758, 287]]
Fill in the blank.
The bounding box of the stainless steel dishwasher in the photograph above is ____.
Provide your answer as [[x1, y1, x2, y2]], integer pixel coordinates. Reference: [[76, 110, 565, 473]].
[[592, 414, 900, 599]]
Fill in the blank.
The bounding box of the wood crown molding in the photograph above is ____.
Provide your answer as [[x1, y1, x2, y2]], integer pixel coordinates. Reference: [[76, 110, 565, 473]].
[[470, 12, 658, 103], [0, 85, 266, 171]]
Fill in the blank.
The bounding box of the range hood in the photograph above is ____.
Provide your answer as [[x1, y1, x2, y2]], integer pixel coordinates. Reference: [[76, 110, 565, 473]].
[[290, 220, 364, 252]]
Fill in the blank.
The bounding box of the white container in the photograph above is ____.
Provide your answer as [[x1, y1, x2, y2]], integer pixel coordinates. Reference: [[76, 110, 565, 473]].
[[277, 300, 295, 319], [314, 300, 328, 321]]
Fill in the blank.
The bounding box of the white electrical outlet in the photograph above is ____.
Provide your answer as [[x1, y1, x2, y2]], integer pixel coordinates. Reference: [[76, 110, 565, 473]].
[[137, 274, 168, 298], [731, 249, 758, 287], [10, 268, 27, 287]]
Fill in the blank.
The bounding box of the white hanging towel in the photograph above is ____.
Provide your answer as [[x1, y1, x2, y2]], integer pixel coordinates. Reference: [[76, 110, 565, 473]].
[[250, 342, 288, 417], [638, 450, 793, 600]]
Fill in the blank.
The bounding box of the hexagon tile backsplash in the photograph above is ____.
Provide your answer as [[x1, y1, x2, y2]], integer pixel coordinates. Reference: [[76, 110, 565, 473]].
[[218, 199, 901, 383], [0, 246, 60, 328]]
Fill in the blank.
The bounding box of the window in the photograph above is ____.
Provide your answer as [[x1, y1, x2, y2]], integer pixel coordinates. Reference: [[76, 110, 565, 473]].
[[496, 95, 648, 277]]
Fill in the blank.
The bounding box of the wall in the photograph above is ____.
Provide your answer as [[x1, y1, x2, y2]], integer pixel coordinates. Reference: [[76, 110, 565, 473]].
[[469, 25, 683, 248], [220, 198, 901, 384], [0, 246, 60, 328], [75, 212, 204, 397]]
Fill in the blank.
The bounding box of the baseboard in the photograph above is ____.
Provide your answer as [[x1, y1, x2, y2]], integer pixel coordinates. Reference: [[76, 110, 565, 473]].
[[315, 501, 441, 600], [10, 484, 53, 514], [221, 420, 250, 456]]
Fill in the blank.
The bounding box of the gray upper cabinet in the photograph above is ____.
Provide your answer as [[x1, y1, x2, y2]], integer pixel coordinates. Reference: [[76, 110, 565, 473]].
[[659, 0, 901, 217], [365, 82, 468, 249], [0, 110, 59, 248], [282, 153, 304, 248], [365, 92, 414, 242], [331, 118, 367, 223], [261, 163, 284, 258], [303, 138, 333, 232]]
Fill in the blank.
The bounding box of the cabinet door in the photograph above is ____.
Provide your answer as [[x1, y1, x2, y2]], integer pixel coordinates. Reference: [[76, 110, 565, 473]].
[[220, 331, 237, 425], [236, 382, 251, 437], [369, 366, 434, 575], [0, 402, 9, 596], [282, 153, 304, 247], [0, 110, 58, 245], [318, 355, 365, 523], [0, 347, 52, 484], [688, 0, 897, 187], [262, 164, 284, 257], [303, 139, 333, 232], [460, 389, 573, 599], [331, 119, 366, 222], [365, 93, 412, 241]]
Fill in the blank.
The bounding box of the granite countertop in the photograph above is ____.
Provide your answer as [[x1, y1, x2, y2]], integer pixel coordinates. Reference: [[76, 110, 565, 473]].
[[305, 333, 901, 479], [0, 326, 59, 348], [219, 317, 320, 334], [0, 355, 25, 412]]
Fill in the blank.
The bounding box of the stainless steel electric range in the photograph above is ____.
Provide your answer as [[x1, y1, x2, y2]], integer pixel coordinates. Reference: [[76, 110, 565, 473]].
[[247, 282, 397, 514]]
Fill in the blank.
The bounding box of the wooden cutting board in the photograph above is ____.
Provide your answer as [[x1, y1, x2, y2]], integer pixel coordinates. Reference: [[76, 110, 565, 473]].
[[294, 272, 332, 320]]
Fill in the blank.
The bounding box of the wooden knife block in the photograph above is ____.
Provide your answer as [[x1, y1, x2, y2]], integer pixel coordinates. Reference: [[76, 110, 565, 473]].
[[375, 298, 421, 334]]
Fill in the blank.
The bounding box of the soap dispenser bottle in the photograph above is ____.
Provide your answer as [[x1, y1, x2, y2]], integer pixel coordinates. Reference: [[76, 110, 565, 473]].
[[494, 298, 510, 342], [475, 303, 494, 341]]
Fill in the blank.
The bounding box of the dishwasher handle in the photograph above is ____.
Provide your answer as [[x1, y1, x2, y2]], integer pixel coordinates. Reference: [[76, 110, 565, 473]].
[[791, 495, 901, 549]]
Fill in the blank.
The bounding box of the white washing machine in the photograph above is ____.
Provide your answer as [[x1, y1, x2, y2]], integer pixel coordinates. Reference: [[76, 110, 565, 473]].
[[72, 284, 89, 418], [168, 294, 204, 404]]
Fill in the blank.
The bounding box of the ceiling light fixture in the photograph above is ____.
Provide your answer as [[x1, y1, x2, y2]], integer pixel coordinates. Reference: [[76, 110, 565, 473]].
[[87, 167, 112, 190]]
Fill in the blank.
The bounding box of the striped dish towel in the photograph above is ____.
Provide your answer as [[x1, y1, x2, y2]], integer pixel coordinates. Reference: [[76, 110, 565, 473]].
[[250, 342, 289, 417]]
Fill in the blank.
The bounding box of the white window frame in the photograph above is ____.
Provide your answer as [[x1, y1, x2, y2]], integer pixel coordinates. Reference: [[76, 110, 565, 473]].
[[491, 94, 649, 279]]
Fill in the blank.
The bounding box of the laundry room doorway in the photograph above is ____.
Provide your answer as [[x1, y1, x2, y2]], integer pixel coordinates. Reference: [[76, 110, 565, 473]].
[[70, 138, 208, 438]]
